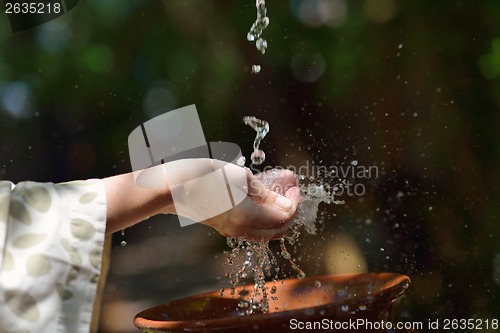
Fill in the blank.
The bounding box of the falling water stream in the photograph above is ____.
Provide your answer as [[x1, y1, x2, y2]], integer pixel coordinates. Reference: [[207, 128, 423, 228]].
[[222, 116, 343, 314], [247, 0, 270, 73], [243, 115, 269, 165]]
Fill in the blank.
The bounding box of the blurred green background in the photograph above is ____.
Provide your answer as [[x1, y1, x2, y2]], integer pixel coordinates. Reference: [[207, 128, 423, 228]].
[[1, 0, 499, 332]]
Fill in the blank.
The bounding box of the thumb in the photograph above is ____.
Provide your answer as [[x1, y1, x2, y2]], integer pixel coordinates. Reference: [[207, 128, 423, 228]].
[[283, 186, 301, 217], [259, 186, 301, 218]]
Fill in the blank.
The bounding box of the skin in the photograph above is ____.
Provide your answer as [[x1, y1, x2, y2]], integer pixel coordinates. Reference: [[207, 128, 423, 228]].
[[102, 160, 301, 241]]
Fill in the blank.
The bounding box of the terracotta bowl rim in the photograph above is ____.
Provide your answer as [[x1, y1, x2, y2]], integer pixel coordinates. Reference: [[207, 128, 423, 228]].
[[134, 272, 411, 331]]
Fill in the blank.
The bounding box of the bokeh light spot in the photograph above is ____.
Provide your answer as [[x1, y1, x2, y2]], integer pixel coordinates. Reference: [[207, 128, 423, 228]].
[[166, 49, 199, 80], [81, 44, 114, 74], [1, 81, 34, 119], [292, 0, 347, 28], [363, 0, 398, 24], [291, 52, 326, 83], [325, 233, 368, 274], [478, 54, 500, 79], [36, 20, 71, 53], [142, 80, 177, 118]]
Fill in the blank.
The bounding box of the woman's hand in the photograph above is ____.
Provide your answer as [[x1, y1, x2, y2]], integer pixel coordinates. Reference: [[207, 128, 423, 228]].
[[199, 168, 301, 242]]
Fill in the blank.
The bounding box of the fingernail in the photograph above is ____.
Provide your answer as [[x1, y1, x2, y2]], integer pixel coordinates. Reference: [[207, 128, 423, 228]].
[[275, 195, 292, 210]]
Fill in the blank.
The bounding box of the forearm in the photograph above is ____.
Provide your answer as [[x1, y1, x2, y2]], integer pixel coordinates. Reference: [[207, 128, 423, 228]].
[[102, 171, 173, 234], [101, 159, 219, 234]]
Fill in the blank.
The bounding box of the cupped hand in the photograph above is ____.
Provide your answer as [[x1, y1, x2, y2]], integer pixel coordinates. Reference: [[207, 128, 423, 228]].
[[200, 167, 301, 242]]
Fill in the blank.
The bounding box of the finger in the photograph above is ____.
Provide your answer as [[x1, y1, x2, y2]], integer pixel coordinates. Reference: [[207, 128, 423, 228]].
[[247, 174, 298, 204], [284, 186, 301, 210], [247, 176, 270, 201], [258, 186, 300, 214], [211, 187, 301, 241], [234, 186, 300, 229]]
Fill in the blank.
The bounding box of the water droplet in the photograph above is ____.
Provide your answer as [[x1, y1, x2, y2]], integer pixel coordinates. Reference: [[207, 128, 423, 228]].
[[314, 280, 322, 288], [251, 65, 261, 74], [351, 160, 358, 166], [359, 304, 367, 311], [247, 0, 269, 70], [227, 238, 236, 248], [280, 251, 291, 259], [243, 116, 269, 164], [261, 16, 269, 28], [341, 305, 349, 312], [250, 149, 265, 164], [120, 240, 127, 246], [256, 38, 268, 54], [236, 156, 246, 167]]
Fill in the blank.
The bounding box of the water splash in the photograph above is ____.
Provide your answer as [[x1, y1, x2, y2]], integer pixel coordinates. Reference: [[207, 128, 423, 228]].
[[236, 156, 246, 167], [222, 116, 344, 314], [294, 183, 343, 235], [224, 239, 277, 314], [247, 0, 270, 72], [243, 116, 269, 165], [223, 183, 338, 313]]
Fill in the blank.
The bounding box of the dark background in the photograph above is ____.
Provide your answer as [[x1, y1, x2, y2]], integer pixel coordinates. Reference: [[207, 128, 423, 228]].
[[0, 1, 499, 332]]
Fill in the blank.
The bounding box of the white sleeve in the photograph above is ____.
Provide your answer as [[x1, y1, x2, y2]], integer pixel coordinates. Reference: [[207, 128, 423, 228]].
[[0, 179, 107, 333]]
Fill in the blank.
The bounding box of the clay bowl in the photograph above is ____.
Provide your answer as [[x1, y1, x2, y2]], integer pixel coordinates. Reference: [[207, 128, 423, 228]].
[[134, 272, 413, 333]]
